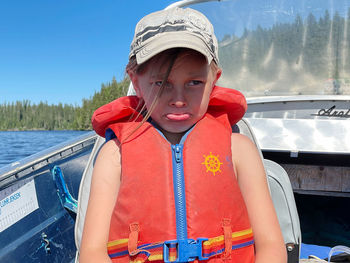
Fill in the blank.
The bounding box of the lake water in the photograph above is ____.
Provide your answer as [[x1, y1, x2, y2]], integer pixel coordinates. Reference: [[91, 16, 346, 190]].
[[0, 130, 90, 168]]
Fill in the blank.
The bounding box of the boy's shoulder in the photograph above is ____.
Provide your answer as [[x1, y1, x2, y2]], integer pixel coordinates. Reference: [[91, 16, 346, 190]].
[[230, 133, 260, 159], [230, 132, 253, 145], [101, 138, 120, 151], [96, 139, 121, 167]]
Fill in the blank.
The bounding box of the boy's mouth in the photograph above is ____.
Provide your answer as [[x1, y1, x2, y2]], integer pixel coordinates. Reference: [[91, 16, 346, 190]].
[[166, 113, 190, 121]]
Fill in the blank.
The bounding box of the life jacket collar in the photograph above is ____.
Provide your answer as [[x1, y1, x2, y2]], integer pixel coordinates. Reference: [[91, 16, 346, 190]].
[[92, 86, 247, 138]]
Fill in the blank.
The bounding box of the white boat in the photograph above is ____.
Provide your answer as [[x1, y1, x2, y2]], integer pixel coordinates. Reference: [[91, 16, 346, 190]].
[[1, 0, 349, 262]]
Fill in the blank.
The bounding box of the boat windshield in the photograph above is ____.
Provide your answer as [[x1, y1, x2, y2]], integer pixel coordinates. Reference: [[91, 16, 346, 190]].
[[187, 0, 350, 97]]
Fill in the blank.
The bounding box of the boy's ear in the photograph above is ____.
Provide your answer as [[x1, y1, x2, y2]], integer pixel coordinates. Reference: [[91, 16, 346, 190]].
[[128, 71, 142, 98], [213, 68, 222, 87]]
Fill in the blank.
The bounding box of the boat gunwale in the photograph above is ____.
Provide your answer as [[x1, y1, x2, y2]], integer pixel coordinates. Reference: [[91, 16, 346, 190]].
[[246, 95, 350, 105], [0, 131, 97, 189]]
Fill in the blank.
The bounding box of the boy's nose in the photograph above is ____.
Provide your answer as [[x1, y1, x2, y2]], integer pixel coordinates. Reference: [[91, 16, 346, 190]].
[[172, 100, 187, 107], [169, 89, 187, 107]]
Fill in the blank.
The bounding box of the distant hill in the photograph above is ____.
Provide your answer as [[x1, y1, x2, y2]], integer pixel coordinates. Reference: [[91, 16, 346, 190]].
[[0, 77, 129, 131], [218, 8, 350, 96]]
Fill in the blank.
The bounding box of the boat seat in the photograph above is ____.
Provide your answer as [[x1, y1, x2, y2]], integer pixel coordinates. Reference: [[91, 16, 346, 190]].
[[74, 119, 301, 263], [74, 134, 105, 263]]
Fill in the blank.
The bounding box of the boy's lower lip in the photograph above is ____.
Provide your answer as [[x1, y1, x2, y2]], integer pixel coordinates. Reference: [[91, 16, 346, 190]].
[[166, 113, 190, 121]]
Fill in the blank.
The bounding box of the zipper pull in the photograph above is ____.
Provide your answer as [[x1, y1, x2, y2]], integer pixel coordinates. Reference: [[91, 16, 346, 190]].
[[172, 145, 182, 163]]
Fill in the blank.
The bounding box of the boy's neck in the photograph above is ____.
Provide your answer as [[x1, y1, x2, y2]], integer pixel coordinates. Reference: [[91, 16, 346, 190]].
[[149, 119, 185, 145], [162, 130, 185, 145]]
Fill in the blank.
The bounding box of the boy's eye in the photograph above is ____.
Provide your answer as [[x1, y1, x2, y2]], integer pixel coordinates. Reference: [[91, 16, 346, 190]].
[[188, 80, 203, 86], [155, 81, 170, 87], [155, 81, 163, 87], [155, 81, 172, 89]]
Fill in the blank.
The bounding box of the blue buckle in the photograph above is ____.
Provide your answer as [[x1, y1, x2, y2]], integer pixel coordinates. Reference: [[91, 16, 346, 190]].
[[163, 238, 209, 262]]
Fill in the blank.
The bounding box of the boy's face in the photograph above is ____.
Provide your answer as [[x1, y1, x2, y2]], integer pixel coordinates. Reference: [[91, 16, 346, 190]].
[[131, 49, 221, 143]]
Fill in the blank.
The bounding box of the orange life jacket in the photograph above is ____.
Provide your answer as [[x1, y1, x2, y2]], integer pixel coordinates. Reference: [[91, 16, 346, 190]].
[[92, 86, 255, 263]]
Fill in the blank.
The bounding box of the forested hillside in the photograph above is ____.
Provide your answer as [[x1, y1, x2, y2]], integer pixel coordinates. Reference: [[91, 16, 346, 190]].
[[219, 9, 350, 95], [0, 77, 129, 131]]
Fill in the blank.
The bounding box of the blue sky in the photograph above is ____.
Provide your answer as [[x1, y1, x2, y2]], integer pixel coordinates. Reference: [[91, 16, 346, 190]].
[[0, 0, 175, 106]]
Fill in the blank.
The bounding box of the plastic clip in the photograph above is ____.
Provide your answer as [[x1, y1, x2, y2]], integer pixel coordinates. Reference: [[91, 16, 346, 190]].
[[163, 238, 209, 262]]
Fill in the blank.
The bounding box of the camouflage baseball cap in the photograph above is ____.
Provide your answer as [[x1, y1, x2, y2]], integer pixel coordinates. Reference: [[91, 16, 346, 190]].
[[129, 7, 219, 65]]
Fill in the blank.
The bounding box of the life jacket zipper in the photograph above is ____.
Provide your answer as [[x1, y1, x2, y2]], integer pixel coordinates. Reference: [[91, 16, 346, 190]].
[[171, 144, 188, 241]]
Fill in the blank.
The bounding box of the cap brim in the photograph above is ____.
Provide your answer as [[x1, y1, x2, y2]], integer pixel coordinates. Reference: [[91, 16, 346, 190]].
[[134, 31, 214, 65]]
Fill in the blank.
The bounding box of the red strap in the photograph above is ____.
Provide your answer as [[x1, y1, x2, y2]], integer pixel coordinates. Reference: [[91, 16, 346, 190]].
[[128, 222, 140, 256], [222, 218, 232, 260]]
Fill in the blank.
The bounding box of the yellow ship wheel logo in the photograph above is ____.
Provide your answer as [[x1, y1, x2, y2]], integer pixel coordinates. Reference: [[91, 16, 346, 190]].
[[201, 152, 223, 176]]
